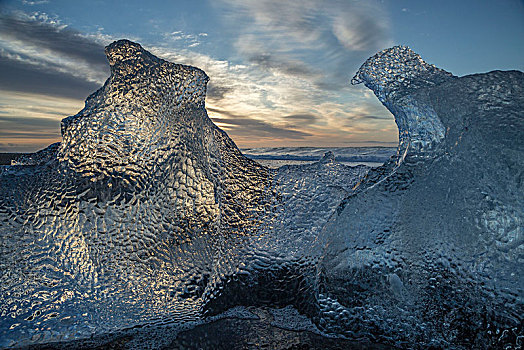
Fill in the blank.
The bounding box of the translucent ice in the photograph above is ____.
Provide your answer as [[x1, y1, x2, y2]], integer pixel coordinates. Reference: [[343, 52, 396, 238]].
[[0, 40, 366, 347], [319, 46, 523, 348], [0, 42, 522, 349], [0, 40, 272, 346]]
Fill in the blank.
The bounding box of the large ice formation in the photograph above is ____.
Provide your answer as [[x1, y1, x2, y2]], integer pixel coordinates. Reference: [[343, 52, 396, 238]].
[[0, 42, 522, 349], [319, 46, 523, 348], [0, 39, 269, 345], [0, 40, 365, 347]]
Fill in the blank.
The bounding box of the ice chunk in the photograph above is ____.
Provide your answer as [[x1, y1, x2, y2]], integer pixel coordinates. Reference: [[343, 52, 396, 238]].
[[0, 40, 365, 347], [1, 41, 521, 349], [353, 46, 456, 155], [319, 47, 523, 348], [0, 40, 272, 346]]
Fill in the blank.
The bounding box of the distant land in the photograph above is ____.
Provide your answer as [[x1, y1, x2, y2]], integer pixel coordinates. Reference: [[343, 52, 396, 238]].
[[0, 153, 30, 165]]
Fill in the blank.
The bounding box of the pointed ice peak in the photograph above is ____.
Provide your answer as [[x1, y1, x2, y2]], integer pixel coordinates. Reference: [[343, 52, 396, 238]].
[[105, 39, 159, 69], [351, 46, 455, 102], [103, 39, 209, 85], [59, 40, 212, 175], [319, 151, 335, 164]]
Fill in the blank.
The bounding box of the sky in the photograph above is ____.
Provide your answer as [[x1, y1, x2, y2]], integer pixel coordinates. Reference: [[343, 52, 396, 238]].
[[0, 0, 523, 152]]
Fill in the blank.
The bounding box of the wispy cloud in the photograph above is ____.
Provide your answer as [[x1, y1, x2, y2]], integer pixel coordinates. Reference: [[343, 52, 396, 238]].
[[0, 10, 107, 147], [247, 53, 320, 78], [0, 11, 111, 152], [0, 6, 398, 151], [21, 0, 50, 5], [359, 115, 392, 121], [0, 54, 101, 99], [162, 30, 208, 48], [0, 12, 109, 84], [200, 0, 396, 146], [217, 0, 392, 88], [208, 107, 311, 140], [283, 113, 319, 127], [0, 90, 82, 152]]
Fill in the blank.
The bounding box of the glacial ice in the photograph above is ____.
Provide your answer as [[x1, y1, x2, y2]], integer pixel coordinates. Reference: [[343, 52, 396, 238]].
[[0, 41, 522, 349], [0, 40, 366, 348], [319, 46, 523, 348]]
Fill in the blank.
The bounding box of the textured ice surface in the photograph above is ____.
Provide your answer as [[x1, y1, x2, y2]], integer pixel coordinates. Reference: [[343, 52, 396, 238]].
[[0, 40, 272, 346], [352, 46, 454, 155], [0, 41, 522, 349], [319, 46, 523, 348], [0, 40, 367, 347]]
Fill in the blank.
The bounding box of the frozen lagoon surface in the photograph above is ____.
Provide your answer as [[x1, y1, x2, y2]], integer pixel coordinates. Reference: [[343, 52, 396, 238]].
[[0, 41, 522, 349]]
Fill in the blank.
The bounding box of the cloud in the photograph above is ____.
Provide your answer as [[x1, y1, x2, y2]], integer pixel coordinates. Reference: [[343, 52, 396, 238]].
[[199, 0, 398, 146], [283, 113, 319, 126], [162, 30, 208, 49], [284, 113, 318, 121], [208, 107, 311, 139], [0, 12, 109, 86], [0, 11, 110, 152], [0, 113, 61, 150], [0, 115, 60, 141], [360, 115, 392, 120], [331, 11, 389, 51], [0, 90, 83, 152], [0, 7, 398, 151], [247, 53, 319, 78], [22, 0, 50, 5], [218, 0, 392, 88], [0, 130, 60, 139], [206, 83, 233, 101], [0, 55, 101, 99]]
